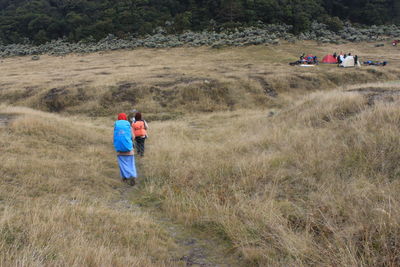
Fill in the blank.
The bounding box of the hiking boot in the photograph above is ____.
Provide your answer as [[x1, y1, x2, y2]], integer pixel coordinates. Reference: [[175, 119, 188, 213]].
[[128, 178, 136, 186]]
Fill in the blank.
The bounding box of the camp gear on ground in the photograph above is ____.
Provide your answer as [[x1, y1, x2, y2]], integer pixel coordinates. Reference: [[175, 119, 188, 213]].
[[305, 54, 314, 60], [114, 120, 133, 152], [363, 61, 387, 66], [290, 54, 318, 66], [117, 155, 137, 180]]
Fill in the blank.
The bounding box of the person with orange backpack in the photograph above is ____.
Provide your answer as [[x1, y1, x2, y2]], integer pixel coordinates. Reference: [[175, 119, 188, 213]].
[[132, 112, 148, 157]]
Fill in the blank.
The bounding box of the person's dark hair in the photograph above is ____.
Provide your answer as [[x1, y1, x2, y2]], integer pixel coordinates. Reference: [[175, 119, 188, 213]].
[[135, 112, 142, 121]]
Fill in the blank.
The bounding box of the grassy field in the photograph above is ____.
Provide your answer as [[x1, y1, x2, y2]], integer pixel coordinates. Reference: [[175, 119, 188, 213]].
[[1, 41, 400, 266], [0, 106, 182, 266], [1, 41, 399, 117], [140, 85, 400, 266]]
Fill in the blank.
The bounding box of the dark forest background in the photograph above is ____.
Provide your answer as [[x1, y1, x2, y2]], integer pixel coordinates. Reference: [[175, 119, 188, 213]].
[[1, 0, 399, 44]]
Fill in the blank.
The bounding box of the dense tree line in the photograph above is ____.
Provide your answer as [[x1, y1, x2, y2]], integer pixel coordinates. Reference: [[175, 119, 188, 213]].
[[0, 0, 398, 44]]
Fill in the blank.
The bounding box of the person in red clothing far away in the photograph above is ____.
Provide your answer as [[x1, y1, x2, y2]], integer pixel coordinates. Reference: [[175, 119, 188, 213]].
[[132, 112, 148, 157]]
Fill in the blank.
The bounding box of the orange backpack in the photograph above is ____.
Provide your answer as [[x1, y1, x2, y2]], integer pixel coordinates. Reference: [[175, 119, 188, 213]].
[[133, 121, 146, 137]]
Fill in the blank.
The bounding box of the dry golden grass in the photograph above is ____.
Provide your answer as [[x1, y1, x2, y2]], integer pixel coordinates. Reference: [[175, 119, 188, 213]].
[[139, 85, 400, 266], [0, 41, 399, 117], [0, 106, 181, 266], [1, 42, 400, 266]]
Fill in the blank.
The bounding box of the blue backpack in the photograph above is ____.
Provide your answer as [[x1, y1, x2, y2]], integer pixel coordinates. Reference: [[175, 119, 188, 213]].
[[113, 120, 133, 152]]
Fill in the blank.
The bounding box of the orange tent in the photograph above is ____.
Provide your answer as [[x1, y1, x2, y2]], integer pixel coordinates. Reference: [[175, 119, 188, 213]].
[[321, 54, 337, 64]]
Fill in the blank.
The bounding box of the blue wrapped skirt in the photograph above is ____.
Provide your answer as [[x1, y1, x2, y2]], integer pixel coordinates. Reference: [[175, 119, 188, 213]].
[[117, 155, 137, 179]]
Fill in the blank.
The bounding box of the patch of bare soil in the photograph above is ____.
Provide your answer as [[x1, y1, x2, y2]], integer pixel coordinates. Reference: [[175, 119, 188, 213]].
[[225, 76, 241, 80], [150, 86, 178, 108], [95, 72, 112, 75], [41, 87, 90, 112], [155, 76, 215, 88], [0, 86, 36, 103], [101, 82, 139, 107], [347, 87, 400, 105], [150, 73, 177, 79], [0, 114, 17, 127], [0, 82, 14, 88], [42, 87, 69, 112], [250, 76, 278, 97]]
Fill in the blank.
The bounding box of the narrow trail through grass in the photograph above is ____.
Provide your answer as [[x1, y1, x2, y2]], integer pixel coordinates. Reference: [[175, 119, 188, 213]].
[[114, 181, 244, 267]]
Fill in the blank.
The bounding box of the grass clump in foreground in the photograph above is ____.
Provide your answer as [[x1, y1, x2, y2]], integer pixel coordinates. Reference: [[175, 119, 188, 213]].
[[0, 106, 178, 266], [141, 87, 400, 266]]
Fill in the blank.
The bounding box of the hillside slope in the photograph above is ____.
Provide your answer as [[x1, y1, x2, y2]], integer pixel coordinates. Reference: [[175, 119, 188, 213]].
[[1, 43, 400, 265], [0, 106, 180, 266], [0, 42, 399, 119], [138, 83, 400, 266]]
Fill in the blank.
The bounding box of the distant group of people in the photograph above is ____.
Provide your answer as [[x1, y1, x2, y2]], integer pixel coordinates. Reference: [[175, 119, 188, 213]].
[[113, 112, 148, 186], [334, 52, 358, 66]]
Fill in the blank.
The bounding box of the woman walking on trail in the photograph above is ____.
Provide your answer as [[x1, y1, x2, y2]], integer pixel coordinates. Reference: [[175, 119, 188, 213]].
[[113, 113, 137, 186], [132, 112, 148, 157]]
